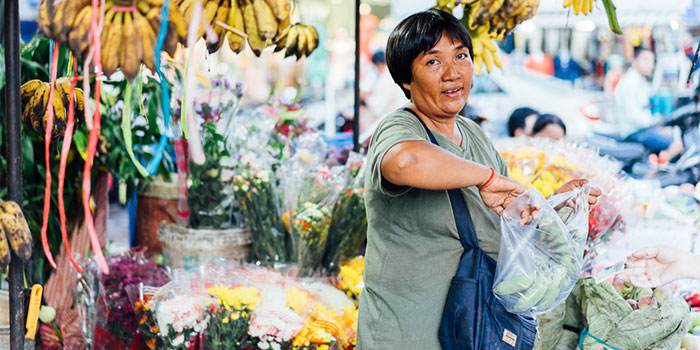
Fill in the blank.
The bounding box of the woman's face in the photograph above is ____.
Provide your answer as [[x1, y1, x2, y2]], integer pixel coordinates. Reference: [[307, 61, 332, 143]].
[[403, 34, 473, 119]]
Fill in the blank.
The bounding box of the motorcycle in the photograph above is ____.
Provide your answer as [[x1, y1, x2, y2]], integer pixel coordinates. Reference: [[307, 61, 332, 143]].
[[586, 88, 700, 187]]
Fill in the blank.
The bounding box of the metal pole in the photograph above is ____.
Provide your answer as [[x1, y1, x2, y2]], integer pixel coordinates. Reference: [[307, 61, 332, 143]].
[[4, 0, 25, 346], [353, 0, 361, 151]]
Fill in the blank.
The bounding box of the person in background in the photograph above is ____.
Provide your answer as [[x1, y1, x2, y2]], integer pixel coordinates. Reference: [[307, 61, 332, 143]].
[[553, 48, 581, 84], [614, 46, 684, 158], [532, 113, 566, 140], [624, 246, 700, 288], [361, 50, 409, 133], [604, 54, 625, 96], [507, 107, 539, 137]]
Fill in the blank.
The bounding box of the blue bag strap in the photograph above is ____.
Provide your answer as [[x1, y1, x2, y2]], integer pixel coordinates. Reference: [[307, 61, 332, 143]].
[[401, 107, 480, 250]]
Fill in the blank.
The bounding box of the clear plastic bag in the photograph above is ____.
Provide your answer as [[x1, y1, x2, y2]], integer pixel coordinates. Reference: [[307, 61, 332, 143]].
[[547, 184, 591, 248], [323, 153, 368, 272], [277, 136, 347, 276], [493, 189, 582, 317]]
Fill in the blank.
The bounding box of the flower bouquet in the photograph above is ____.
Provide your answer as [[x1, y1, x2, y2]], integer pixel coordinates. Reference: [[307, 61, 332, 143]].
[[278, 135, 346, 276], [75, 249, 171, 350], [336, 257, 365, 303], [323, 188, 367, 273], [204, 285, 260, 349], [233, 168, 289, 263], [187, 122, 236, 229], [323, 153, 367, 272], [290, 202, 333, 277]]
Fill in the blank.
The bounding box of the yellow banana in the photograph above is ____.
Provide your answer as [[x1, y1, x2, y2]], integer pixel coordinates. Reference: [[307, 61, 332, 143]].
[[275, 21, 291, 42], [227, 0, 246, 53], [253, 0, 278, 41], [473, 53, 482, 76], [48, 0, 64, 41], [284, 24, 300, 58], [50, 79, 67, 138], [37, 0, 53, 38], [0, 213, 32, 262], [295, 26, 308, 59], [573, 0, 581, 14], [134, 11, 156, 72], [169, 7, 189, 40], [121, 13, 141, 81], [68, 5, 93, 56], [202, 0, 219, 38], [242, 0, 266, 56], [563, 0, 573, 6], [21, 80, 42, 105], [482, 50, 494, 73], [58, 0, 92, 42], [210, 3, 230, 51], [492, 49, 503, 69], [473, 38, 483, 56], [102, 11, 123, 78], [264, 0, 290, 22], [28, 83, 50, 134], [301, 25, 319, 56], [0, 201, 32, 252], [163, 20, 181, 56], [74, 87, 85, 123], [0, 226, 11, 270]]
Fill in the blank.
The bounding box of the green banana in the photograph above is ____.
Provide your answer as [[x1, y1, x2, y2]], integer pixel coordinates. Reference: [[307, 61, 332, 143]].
[[494, 272, 536, 295], [536, 267, 565, 310], [513, 276, 549, 312]]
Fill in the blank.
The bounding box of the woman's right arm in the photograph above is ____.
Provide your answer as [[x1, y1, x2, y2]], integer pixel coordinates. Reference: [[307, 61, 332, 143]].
[[381, 140, 493, 190], [382, 140, 533, 218]]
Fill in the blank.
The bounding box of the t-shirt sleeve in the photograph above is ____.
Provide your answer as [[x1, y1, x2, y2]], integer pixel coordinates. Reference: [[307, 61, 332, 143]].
[[366, 112, 427, 197]]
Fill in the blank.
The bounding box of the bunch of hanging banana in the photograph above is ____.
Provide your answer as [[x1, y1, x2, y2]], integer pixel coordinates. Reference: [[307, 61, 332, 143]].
[[563, 0, 622, 34], [433, 0, 539, 75], [38, 0, 188, 80], [174, 0, 319, 58], [21, 79, 85, 139], [563, 0, 594, 15], [465, 0, 540, 39], [471, 26, 502, 76], [0, 201, 34, 270], [273, 23, 319, 60]]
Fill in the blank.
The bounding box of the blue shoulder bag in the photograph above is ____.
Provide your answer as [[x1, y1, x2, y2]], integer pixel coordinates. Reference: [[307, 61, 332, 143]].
[[402, 107, 536, 350]]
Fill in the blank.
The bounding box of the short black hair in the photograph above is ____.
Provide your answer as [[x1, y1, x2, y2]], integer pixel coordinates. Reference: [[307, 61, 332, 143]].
[[386, 9, 473, 99], [533, 113, 566, 136], [633, 45, 654, 59], [507, 107, 539, 137]]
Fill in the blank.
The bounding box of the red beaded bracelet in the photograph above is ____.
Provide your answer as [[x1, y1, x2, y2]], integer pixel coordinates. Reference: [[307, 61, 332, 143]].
[[477, 168, 496, 190]]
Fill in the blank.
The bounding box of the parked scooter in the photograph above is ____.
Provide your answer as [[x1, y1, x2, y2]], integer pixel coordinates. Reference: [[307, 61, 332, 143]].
[[587, 89, 700, 187]]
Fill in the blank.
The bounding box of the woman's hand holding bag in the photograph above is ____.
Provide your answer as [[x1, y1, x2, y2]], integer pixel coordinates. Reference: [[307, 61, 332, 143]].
[[479, 174, 539, 225]]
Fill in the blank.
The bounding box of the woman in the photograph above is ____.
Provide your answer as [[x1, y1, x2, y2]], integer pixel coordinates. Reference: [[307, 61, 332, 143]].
[[532, 113, 566, 140], [357, 9, 600, 349]]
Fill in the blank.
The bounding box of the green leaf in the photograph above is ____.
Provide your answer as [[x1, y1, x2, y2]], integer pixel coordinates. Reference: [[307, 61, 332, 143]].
[[73, 129, 88, 160], [22, 135, 34, 175]]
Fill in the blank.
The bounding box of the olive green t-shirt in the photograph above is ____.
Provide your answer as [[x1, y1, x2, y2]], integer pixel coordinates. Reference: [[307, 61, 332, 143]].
[[356, 110, 508, 350]]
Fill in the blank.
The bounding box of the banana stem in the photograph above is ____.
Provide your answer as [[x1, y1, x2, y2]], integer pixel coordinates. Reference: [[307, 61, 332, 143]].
[[214, 20, 248, 38], [602, 0, 622, 34]]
